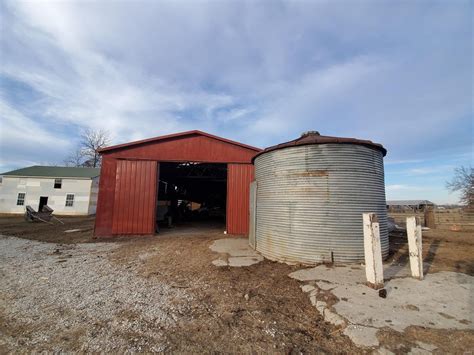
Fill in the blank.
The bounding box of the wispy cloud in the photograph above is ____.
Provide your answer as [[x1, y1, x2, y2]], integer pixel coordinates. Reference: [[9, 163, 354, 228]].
[[0, 0, 471, 203]]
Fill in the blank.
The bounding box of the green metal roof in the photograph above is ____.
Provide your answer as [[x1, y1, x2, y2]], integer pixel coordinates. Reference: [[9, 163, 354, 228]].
[[1, 166, 100, 179]]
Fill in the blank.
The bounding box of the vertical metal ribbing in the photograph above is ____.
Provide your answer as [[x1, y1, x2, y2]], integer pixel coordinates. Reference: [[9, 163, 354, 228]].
[[254, 144, 388, 264]]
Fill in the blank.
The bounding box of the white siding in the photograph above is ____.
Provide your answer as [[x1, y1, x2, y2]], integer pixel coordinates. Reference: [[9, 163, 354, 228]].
[[88, 177, 100, 215], [0, 176, 95, 215]]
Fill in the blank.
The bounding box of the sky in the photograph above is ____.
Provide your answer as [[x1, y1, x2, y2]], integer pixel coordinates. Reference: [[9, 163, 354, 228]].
[[0, 0, 472, 204]]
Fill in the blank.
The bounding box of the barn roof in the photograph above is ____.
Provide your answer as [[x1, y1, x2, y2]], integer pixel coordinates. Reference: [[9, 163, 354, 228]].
[[99, 130, 261, 153], [1, 166, 100, 179], [386, 200, 435, 206]]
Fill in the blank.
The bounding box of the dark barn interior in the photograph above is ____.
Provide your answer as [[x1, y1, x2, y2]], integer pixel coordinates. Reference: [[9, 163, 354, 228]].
[[157, 162, 227, 230]]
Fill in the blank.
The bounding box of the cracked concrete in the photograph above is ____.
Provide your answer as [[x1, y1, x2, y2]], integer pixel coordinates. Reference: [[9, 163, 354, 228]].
[[290, 264, 473, 348], [210, 238, 263, 267]]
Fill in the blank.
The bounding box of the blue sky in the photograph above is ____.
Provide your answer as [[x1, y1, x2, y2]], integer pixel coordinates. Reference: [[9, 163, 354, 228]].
[[0, 0, 472, 204]]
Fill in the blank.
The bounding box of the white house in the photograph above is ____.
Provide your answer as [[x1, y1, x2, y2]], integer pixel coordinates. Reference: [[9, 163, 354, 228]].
[[0, 166, 100, 215]]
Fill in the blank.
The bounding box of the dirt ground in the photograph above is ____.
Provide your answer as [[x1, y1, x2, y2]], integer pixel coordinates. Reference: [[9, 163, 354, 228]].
[[388, 228, 474, 275], [0, 215, 96, 244], [0, 216, 473, 353]]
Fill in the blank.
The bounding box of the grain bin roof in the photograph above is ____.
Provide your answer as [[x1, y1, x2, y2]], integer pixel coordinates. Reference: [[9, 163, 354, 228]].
[[252, 131, 387, 162], [1, 166, 100, 179]]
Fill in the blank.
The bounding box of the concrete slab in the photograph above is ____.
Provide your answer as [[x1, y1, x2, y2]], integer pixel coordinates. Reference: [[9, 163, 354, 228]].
[[301, 284, 315, 293], [211, 259, 228, 267], [228, 256, 263, 267], [408, 347, 432, 355], [343, 325, 379, 347], [210, 238, 263, 267], [375, 347, 395, 355], [415, 341, 437, 352], [331, 271, 473, 332], [316, 281, 335, 290], [290, 263, 474, 349], [323, 308, 346, 327]]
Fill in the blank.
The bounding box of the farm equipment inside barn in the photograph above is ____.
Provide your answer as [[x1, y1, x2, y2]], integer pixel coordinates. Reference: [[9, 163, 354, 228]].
[[157, 162, 227, 228]]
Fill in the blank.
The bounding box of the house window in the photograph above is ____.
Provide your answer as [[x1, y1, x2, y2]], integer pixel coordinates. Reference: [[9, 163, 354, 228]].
[[65, 194, 74, 207], [17, 193, 26, 206], [54, 178, 62, 189]]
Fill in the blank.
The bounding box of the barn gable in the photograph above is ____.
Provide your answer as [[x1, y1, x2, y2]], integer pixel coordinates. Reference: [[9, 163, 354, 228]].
[[100, 130, 260, 163]]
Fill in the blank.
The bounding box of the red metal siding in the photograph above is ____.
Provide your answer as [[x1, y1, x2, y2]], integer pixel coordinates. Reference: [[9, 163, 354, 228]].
[[94, 156, 117, 236], [112, 160, 157, 235], [226, 164, 255, 235], [95, 131, 261, 237], [106, 134, 257, 163]]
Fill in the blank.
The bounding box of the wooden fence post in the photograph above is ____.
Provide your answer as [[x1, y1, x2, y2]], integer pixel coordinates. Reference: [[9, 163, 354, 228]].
[[424, 207, 436, 229], [406, 216, 423, 280], [363, 213, 384, 289]]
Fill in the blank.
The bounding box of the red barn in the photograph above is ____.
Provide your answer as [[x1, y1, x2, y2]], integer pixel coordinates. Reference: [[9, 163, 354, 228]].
[[94, 130, 261, 237]]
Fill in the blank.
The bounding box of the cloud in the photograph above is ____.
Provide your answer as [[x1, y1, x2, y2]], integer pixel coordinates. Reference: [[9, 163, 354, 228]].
[[0, 0, 471, 204], [0, 99, 71, 167]]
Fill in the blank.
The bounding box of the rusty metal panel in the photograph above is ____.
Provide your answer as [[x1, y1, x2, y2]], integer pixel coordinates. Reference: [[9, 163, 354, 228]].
[[226, 164, 254, 235], [248, 181, 257, 249], [112, 160, 157, 235], [252, 131, 386, 162], [94, 156, 117, 236], [254, 144, 388, 264]]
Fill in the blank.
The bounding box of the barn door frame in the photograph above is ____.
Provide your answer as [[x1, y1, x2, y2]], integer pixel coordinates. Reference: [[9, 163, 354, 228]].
[[248, 180, 257, 249]]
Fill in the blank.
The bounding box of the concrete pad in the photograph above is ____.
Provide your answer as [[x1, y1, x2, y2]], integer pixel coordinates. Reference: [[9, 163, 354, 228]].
[[210, 238, 257, 256], [316, 281, 335, 290], [290, 263, 473, 349], [331, 271, 473, 332], [375, 347, 395, 355], [289, 263, 411, 284], [415, 341, 437, 352], [343, 325, 379, 347], [290, 265, 367, 284], [212, 259, 228, 267], [315, 301, 327, 314], [228, 256, 263, 267], [210, 238, 263, 267], [301, 284, 315, 293], [408, 348, 432, 355], [323, 308, 346, 327]]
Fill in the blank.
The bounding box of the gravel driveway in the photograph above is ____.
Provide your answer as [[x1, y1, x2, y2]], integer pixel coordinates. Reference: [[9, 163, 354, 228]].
[[0, 235, 192, 352]]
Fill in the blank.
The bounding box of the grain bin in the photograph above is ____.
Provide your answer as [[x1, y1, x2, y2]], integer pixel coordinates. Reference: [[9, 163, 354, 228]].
[[251, 131, 388, 264]]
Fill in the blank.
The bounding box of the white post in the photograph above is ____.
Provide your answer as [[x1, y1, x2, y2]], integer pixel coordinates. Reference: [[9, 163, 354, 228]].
[[406, 216, 423, 280], [363, 213, 384, 289]]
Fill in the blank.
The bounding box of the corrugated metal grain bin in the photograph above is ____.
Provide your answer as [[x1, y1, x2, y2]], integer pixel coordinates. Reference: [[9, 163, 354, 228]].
[[251, 131, 388, 264]]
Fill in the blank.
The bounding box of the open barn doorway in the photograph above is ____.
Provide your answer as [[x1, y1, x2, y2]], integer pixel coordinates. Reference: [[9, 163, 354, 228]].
[[156, 162, 227, 233]]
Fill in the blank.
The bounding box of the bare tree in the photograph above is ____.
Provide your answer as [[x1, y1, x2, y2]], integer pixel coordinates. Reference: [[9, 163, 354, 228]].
[[64, 129, 111, 168], [63, 149, 86, 167], [80, 129, 111, 168], [446, 166, 473, 206]]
